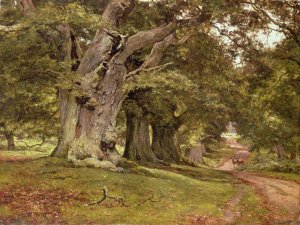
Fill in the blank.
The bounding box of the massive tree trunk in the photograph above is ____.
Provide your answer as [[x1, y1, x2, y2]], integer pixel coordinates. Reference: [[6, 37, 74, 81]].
[[123, 111, 157, 163], [50, 0, 211, 168], [51, 0, 178, 167], [151, 125, 180, 163], [4, 131, 15, 151]]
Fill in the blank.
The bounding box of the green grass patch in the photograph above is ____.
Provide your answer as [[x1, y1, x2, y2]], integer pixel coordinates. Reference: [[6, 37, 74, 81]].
[[0, 138, 56, 153], [242, 152, 300, 174], [234, 185, 271, 224], [0, 150, 50, 160], [0, 157, 236, 224], [254, 170, 300, 183]]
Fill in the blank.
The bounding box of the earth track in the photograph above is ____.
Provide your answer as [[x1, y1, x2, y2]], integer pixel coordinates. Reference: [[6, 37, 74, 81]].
[[218, 147, 300, 224]]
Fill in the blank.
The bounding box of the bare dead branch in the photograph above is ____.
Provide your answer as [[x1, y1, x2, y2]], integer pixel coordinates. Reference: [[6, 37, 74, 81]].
[[132, 192, 162, 207], [125, 62, 173, 80], [177, 33, 192, 45], [200, 135, 215, 142]]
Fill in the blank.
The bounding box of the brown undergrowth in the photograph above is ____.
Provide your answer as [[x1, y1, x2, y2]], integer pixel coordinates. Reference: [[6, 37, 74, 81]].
[[0, 184, 87, 224]]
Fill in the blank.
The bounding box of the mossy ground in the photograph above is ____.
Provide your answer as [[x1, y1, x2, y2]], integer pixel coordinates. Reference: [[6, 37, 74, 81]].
[[0, 154, 236, 225], [233, 185, 272, 224], [0, 143, 278, 225]]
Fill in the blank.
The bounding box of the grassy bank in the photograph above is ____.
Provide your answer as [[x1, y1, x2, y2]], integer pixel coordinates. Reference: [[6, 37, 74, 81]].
[[0, 157, 236, 224]]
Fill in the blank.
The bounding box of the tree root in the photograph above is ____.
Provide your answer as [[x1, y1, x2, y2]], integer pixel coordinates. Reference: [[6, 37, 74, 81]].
[[87, 186, 164, 208]]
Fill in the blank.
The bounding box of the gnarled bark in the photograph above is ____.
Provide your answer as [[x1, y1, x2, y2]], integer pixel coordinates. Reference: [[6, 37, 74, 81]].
[[151, 125, 180, 163], [51, 0, 206, 167], [52, 0, 138, 166]]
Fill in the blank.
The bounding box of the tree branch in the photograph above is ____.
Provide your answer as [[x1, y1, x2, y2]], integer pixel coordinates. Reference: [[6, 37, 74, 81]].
[[242, 1, 300, 48], [141, 33, 177, 68], [125, 62, 173, 80], [113, 21, 177, 64], [200, 135, 215, 142], [125, 31, 192, 81]]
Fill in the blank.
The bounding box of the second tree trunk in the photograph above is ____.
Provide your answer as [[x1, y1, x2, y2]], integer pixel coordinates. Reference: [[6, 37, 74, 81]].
[[151, 125, 180, 163], [124, 112, 157, 163]]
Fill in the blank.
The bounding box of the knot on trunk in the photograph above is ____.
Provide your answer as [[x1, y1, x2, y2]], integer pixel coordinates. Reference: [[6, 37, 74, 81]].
[[75, 96, 97, 111], [104, 29, 129, 57], [96, 61, 109, 77], [101, 140, 116, 152], [76, 96, 90, 105]]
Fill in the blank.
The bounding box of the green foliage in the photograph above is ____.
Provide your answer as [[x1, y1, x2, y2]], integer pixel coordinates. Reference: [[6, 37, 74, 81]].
[[0, 1, 100, 138], [243, 152, 300, 173], [235, 38, 300, 154]]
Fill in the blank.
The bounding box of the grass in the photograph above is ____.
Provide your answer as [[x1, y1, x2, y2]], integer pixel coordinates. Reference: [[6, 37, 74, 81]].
[[241, 150, 300, 182], [0, 150, 50, 161], [233, 185, 272, 224], [0, 156, 236, 225], [1, 140, 285, 224], [0, 138, 56, 153], [254, 170, 300, 183]]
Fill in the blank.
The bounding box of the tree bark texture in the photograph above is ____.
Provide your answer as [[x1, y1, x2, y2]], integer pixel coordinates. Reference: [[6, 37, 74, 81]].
[[18, 0, 35, 16], [151, 125, 180, 163], [50, 0, 213, 166], [273, 144, 286, 159], [184, 143, 205, 165], [52, 0, 179, 166], [123, 111, 157, 163]]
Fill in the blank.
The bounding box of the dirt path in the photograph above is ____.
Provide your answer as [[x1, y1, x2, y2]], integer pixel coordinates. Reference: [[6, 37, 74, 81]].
[[233, 171, 300, 222], [218, 148, 300, 223], [222, 184, 246, 224]]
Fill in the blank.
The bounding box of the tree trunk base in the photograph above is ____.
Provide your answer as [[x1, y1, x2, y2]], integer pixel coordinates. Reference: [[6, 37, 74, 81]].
[[73, 158, 120, 171]]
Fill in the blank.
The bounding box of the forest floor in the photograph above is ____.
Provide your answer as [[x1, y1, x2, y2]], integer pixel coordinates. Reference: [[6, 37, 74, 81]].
[[0, 145, 299, 224]]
